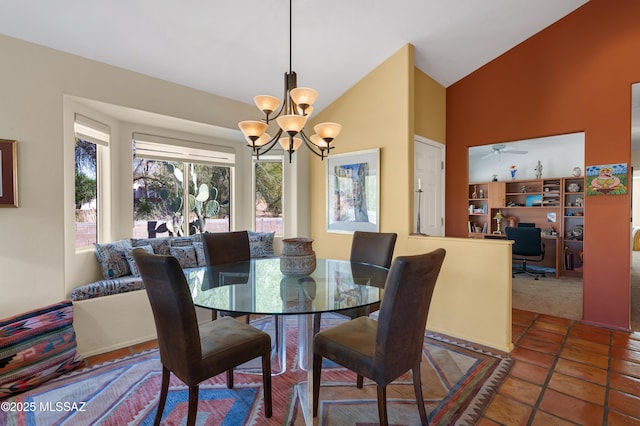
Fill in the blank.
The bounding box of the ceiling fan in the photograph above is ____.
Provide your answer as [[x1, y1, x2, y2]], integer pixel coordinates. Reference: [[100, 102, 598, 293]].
[[480, 144, 528, 159]]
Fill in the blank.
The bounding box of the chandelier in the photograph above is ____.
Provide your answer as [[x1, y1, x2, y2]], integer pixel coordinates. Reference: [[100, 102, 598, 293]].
[[238, 0, 342, 163]]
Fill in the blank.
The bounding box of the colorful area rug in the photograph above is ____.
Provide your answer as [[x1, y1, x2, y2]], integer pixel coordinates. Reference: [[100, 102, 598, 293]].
[[0, 315, 512, 425]]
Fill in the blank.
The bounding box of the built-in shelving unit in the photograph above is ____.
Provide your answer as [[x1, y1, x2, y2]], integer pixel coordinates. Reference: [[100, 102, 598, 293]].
[[467, 176, 584, 277]]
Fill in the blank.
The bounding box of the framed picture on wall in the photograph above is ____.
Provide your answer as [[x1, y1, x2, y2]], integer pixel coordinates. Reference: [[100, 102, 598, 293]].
[[0, 140, 18, 207], [326, 148, 379, 233]]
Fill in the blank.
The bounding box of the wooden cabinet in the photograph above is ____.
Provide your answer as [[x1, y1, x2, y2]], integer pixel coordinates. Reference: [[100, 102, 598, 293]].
[[467, 176, 584, 277], [562, 177, 585, 276]]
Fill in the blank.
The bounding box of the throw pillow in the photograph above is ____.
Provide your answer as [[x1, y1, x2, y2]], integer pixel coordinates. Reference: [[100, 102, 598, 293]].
[[131, 237, 171, 255], [248, 231, 275, 258], [169, 245, 198, 268], [0, 301, 83, 399], [94, 239, 132, 279], [125, 245, 154, 276], [193, 242, 207, 267]]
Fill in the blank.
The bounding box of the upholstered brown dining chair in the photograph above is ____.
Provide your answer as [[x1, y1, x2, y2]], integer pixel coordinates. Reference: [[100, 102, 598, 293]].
[[202, 231, 251, 321], [313, 231, 397, 337], [133, 249, 272, 426], [312, 248, 446, 426]]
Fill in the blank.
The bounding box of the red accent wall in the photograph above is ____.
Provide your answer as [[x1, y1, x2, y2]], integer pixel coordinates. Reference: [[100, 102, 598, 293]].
[[446, 0, 640, 330]]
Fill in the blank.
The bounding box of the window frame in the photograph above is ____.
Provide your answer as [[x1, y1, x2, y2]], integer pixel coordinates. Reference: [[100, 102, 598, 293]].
[[73, 114, 110, 250], [252, 154, 284, 236], [133, 134, 235, 237]]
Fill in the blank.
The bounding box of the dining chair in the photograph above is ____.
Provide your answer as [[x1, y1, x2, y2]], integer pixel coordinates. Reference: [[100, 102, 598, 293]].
[[313, 231, 397, 339], [202, 231, 251, 321], [133, 249, 272, 426], [505, 226, 546, 279], [312, 248, 446, 426]]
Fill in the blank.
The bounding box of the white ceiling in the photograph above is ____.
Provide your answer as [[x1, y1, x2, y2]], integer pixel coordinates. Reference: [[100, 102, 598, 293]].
[[0, 0, 589, 113]]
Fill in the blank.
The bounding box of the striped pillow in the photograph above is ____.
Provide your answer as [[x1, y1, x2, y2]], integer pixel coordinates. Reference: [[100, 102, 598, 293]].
[[0, 301, 83, 399]]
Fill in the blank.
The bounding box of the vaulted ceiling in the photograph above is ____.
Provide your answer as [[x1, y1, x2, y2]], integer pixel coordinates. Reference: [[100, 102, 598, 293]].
[[0, 0, 589, 112]]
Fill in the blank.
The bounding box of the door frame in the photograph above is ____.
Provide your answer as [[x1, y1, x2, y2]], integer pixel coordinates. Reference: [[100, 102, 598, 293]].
[[414, 135, 445, 236]]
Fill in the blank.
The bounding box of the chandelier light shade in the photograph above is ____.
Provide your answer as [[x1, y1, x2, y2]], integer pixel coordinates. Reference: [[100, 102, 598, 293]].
[[238, 0, 342, 163]]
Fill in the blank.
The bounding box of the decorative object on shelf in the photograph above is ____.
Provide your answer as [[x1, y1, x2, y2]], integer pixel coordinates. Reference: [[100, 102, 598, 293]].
[[509, 165, 517, 180], [493, 210, 504, 234], [280, 238, 316, 276], [567, 183, 581, 192], [507, 216, 519, 228], [575, 197, 584, 207], [472, 185, 478, 199], [566, 225, 584, 241], [0, 139, 18, 207], [491, 174, 498, 182], [238, 0, 341, 163], [572, 166, 582, 177], [479, 188, 485, 198], [521, 185, 527, 193], [564, 246, 574, 270], [535, 160, 543, 179], [586, 163, 628, 196], [327, 149, 379, 233]]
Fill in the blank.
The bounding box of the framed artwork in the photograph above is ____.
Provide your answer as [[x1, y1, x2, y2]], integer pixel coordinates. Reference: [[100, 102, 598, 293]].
[[585, 163, 628, 196], [327, 148, 379, 233], [0, 140, 18, 207]]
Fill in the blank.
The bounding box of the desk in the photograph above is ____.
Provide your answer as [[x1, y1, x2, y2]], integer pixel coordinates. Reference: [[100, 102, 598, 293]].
[[184, 257, 388, 424]]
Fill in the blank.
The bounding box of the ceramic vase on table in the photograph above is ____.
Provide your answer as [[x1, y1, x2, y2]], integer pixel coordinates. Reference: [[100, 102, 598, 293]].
[[280, 238, 316, 276]]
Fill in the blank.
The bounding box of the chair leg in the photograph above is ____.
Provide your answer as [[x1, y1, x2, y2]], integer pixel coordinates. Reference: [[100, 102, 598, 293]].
[[187, 384, 199, 426], [376, 385, 389, 426], [262, 351, 273, 418], [412, 362, 428, 426], [313, 313, 321, 335], [226, 368, 234, 389], [153, 366, 170, 426], [211, 310, 217, 321], [356, 374, 364, 389], [312, 354, 323, 417]]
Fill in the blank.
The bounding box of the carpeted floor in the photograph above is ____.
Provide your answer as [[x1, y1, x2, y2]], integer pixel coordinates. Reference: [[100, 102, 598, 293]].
[[512, 250, 640, 331], [0, 315, 512, 426]]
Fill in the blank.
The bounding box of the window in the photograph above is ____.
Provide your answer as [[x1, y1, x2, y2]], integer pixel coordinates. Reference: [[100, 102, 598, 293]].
[[133, 133, 233, 238], [74, 114, 109, 249], [254, 156, 283, 235]]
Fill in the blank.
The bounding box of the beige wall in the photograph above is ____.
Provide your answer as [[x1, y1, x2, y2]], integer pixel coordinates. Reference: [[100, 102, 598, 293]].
[[0, 34, 257, 317], [414, 68, 446, 143], [308, 43, 511, 351], [309, 44, 414, 256]]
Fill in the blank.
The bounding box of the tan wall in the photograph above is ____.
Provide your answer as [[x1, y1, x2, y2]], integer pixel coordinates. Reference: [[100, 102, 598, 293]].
[[308, 44, 511, 351], [414, 68, 446, 143], [309, 44, 414, 256]]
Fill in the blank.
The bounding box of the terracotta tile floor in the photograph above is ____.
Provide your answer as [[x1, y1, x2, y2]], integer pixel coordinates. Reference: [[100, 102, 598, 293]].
[[480, 308, 640, 425], [84, 309, 640, 425]]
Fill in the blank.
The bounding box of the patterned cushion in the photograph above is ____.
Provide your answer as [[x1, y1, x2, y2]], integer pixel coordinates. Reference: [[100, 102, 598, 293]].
[[170, 234, 202, 247], [125, 245, 154, 276], [0, 301, 83, 398], [193, 242, 207, 267], [170, 246, 198, 268], [131, 237, 171, 255], [248, 231, 275, 258], [94, 239, 132, 279], [70, 276, 145, 301]]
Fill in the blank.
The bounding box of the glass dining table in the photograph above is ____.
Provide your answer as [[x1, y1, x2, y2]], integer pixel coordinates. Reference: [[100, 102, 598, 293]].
[[184, 257, 389, 424]]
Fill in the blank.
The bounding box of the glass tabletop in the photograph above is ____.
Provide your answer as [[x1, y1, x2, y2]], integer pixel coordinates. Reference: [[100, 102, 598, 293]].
[[185, 257, 388, 315]]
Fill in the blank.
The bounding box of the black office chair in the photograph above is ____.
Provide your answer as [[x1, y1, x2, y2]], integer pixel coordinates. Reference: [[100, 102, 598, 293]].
[[518, 222, 535, 227], [505, 226, 546, 280]]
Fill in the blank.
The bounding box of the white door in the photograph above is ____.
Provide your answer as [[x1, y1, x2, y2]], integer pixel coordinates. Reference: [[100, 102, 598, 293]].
[[414, 137, 445, 236]]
